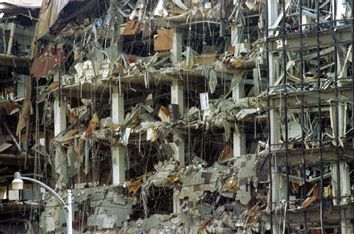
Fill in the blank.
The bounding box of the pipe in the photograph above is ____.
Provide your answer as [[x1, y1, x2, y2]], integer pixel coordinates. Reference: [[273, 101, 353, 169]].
[[67, 189, 73, 234]]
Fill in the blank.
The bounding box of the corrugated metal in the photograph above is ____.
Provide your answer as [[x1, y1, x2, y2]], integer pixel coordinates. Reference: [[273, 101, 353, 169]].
[[31, 46, 65, 78]]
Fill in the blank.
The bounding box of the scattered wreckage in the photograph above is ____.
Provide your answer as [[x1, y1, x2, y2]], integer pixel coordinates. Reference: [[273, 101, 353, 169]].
[[0, 0, 353, 233]]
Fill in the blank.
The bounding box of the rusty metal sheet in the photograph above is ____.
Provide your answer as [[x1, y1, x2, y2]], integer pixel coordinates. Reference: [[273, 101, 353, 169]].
[[31, 46, 65, 78]]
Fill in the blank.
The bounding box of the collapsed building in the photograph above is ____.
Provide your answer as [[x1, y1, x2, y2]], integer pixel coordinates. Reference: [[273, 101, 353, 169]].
[[0, 0, 353, 233]]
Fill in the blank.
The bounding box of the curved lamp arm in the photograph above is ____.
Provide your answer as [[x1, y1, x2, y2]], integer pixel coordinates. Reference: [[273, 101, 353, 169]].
[[13, 172, 72, 234], [20, 176, 66, 208]]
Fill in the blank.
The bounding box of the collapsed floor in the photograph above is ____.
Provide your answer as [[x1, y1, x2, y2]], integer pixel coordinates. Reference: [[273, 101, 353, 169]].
[[0, 0, 354, 233]]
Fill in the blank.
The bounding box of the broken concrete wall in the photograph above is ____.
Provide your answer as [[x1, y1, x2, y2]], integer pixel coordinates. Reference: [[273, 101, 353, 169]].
[[26, 0, 354, 233]]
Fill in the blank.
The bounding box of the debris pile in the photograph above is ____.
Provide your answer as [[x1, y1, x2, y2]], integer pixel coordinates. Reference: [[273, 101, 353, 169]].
[[0, 0, 353, 233]]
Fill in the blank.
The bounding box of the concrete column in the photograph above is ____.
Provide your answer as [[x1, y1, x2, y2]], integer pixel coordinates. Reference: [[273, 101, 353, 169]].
[[338, 103, 347, 141], [233, 131, 246, 157], [232, 76, 246, 157], [171, 28, 183, 213], [171, 81, 184, 113], [111, 87, 126, 185], [332, 2, 350, 230], [170, 30, 182, 65], [267, 1, 286, 233], [171, 81, 185, 166], [253, 68, 260, 95], [267, 0, 278, 29], [170, 26, 184, 165], [333, 0, 347, 81], [6, 23, 15, 55], [331, 162, 350, 206], [331, 102, 351, 232], [341, 216, 354, 234], [231, 20, 246, 157], [231, 23, 242, 57], [232, 78, 244, 102], [332, 161, 352, 234], [332, 0, 346, 26], [331, 100, 350, 205], [54, 95, 67, 137], [339, 162, 351, 206], [171, 80, 185, 213], [54, 70, 66, 137]]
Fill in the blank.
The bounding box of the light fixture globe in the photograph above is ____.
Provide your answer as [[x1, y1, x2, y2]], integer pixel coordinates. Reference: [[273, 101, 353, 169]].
[[12, 172, 23, 190]]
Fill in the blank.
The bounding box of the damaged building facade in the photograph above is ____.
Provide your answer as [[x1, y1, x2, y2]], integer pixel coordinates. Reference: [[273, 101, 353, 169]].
[[0, 0, 353, 233]]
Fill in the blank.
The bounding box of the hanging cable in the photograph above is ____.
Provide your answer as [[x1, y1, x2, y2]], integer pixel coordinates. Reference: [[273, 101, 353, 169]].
[[281, 0, 290, 231], [316, 1, 324, 232], [299, 0, 308, 232]]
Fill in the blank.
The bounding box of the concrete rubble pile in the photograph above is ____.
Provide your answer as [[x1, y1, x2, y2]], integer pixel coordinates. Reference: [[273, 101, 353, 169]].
[[0, 0, 353, 233], [29, 0, 273, 232]]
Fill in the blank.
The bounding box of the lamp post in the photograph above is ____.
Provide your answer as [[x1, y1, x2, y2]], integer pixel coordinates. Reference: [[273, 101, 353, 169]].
[[12, 172, 73, 234]]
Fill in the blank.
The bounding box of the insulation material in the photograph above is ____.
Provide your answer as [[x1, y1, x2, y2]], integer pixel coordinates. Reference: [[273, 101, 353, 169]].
[[122, 21, 141, 36], [154, 29, 174, 51], [158, 106, 170, 122]]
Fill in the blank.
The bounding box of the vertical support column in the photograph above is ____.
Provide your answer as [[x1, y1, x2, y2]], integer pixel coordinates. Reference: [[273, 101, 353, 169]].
[[331, 161, 350, 206], [232, 78, 244, 102], [171, 29, 183, 213], [6, 23, 15, 55], [231, 23, 246, 158], [171, 81, 185, 166], [331, 102, 350, 206], [231, 22, 242, 57], [337, 102, 347, 144], [233, 132, 246, 157], [170, 29, 184, 165], [54, 95, 67, 136], [339, 162, 351, 205], [333, 0, 347, 80], [267, 1, 286, 233], [341, 215, 354, 234], [111, 87, 126, 185], [253, 68, 260, 96], [331, 0, 350, 226], [231, 23, 240, 46], [170, 29, 182, 65], [301, 14, 311, 31], [332, 0, 346, 26], [335, 3, 351, 221], [54, 71, 66, 137], [170, 28, 184, 165], [232, 76, 246, 157], [171, 80, 184, 214]]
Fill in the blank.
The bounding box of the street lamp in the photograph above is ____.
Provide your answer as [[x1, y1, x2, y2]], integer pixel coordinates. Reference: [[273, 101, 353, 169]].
[[12, 172, 73, 234]]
